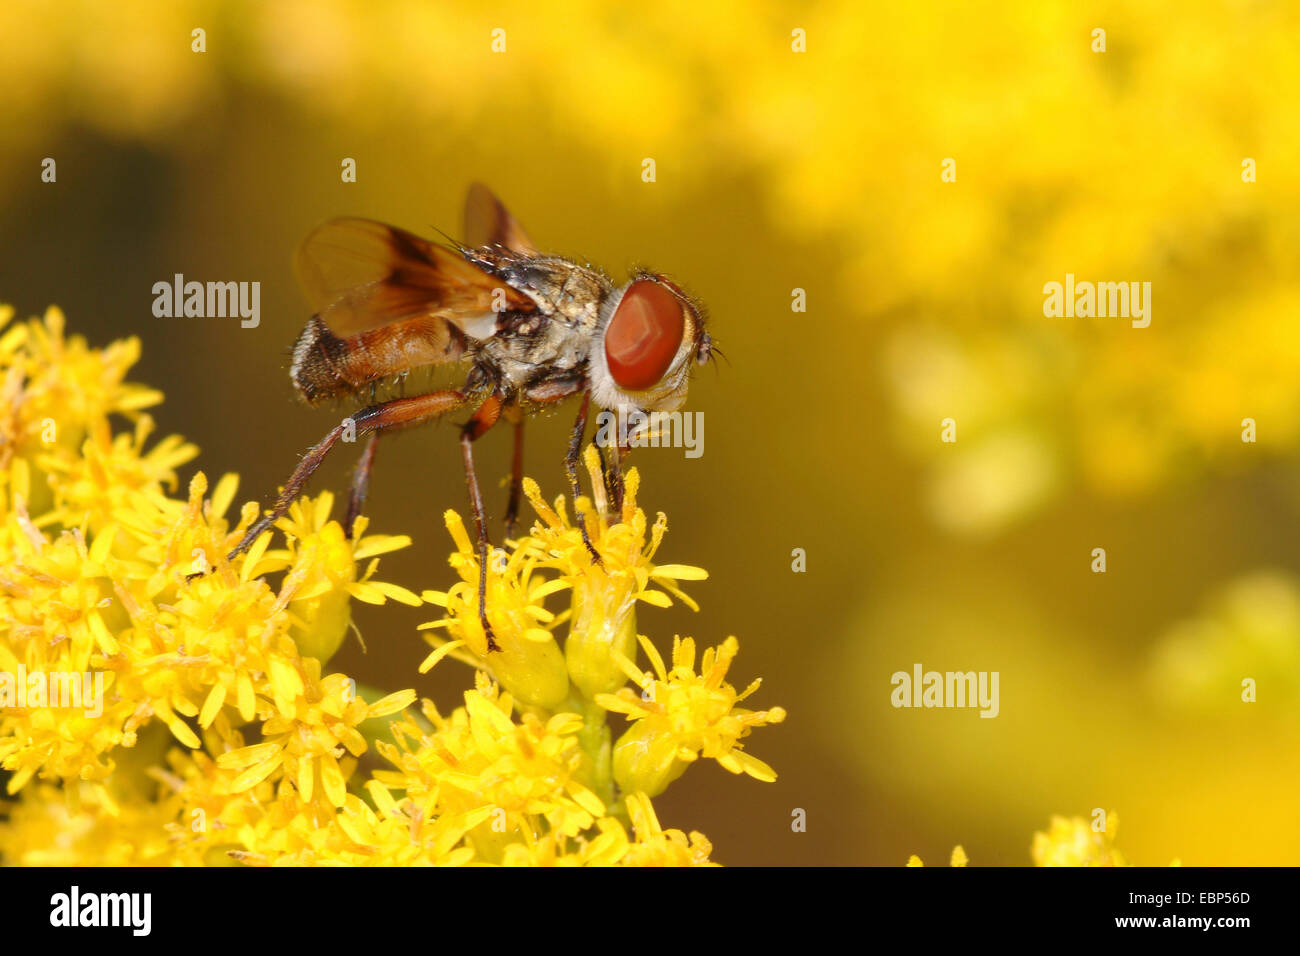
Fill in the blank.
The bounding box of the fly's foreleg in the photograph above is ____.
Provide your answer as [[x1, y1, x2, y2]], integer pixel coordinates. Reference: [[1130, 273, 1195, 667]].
[[461, 391, 504, 651], [503, 405, 525, 540], [565, 393, 603, 566]]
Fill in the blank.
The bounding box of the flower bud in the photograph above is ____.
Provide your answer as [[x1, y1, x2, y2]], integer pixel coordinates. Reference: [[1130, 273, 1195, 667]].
[[565, 572, 638, 700], [611, 719, 689, 797]]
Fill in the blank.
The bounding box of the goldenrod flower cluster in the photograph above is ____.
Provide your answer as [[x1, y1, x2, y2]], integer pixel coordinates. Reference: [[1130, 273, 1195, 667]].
[[0, 305, 785, 865]]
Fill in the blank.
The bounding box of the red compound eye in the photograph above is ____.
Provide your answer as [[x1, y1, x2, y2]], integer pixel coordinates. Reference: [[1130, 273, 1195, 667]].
[[604, 280, 686, 390]]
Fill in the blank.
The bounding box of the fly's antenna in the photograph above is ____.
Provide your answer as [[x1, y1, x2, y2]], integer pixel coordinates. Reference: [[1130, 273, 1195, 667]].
[[430, 224, 473, 255], [706, 341, 727, 378]]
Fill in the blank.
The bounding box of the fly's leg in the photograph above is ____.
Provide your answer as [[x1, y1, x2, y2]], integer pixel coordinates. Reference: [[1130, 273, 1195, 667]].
[[503, 406, 525, 540], [603, 440, 630, 519], [515, 378, 600, 557], [565, 393, 603, 566], [223, 389, 467, 565], [461, 392, 504, 652], [343, 432, 380, 539]]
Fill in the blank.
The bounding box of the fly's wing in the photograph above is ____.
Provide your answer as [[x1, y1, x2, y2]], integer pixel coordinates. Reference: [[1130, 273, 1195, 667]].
[[295, 217, 536, 339], [463, 182, 538, 255]]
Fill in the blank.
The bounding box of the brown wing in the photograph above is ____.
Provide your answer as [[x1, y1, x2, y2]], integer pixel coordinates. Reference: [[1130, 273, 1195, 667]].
[[295, 217, 536, 338], [463, 183, 538, 255]]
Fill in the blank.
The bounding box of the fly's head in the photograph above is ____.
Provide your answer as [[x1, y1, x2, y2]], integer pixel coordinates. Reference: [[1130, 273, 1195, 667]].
[[588, 271, 712, 415]]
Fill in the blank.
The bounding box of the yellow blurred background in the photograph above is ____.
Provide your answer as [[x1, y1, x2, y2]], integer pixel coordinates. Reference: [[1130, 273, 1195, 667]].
[[3, 0, 1300, 864]]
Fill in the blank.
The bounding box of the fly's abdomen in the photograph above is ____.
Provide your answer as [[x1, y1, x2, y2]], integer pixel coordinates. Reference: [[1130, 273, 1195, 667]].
[[290, 316, 354, 403], [291, 314, 467, 403]]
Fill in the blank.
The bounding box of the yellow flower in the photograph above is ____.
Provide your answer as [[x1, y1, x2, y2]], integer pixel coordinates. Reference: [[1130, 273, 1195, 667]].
[[906, 815, 1182, 867], [0, 305, 163, 514], [1031, 813, 1128, 867], [417, 445, 710, 712], [620, 791, 716, 867], [523, 447, 708, 701], [0, 781, 180, 866], [218, 674, 414, 809], [498, 816, 632, 867], [260, 491, 420, 663], [0, 306, 417, 804], [373, 678, 606, 864], [419, 509, 571, 709], [597, 634, 786, 797], [906, 846, 968, 867]]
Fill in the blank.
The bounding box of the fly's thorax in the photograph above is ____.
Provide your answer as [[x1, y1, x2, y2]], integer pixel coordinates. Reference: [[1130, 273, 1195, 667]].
[[478, 314, 593, 390], [499, 256, 612, 329], [469, 256, 610, 390]]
